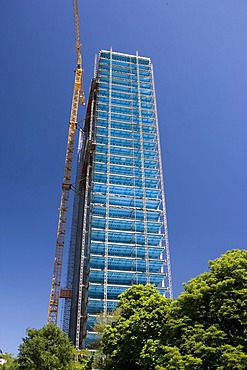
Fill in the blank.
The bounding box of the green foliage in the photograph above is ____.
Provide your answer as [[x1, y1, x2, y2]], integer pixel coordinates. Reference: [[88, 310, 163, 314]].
[[73, 349, 93, 370], [1, 353, 19, 370], [17, 324, 74, 370], [92, 307, 122, 339], [100, 284, 173, 369], [98, 249, 247, 369], [139, 340, 202, 370], [169, 249, 247, 368]]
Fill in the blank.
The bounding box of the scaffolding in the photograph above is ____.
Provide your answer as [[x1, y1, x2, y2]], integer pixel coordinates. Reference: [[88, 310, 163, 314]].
[[63, 50, 172, 348]]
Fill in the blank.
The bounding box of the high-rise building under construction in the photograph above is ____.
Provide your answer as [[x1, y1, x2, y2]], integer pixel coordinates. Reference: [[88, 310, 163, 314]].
[[62, 49, 172, 349]]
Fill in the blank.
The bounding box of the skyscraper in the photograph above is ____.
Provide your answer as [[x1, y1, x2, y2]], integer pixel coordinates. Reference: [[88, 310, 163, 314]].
[[62, 49, 172, 349]]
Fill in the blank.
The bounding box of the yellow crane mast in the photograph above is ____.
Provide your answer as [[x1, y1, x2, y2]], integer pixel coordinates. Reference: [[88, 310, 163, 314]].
[[48, 0, 84, 325]]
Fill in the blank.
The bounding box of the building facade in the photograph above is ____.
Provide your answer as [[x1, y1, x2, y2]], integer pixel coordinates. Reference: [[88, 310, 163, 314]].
[[62, 49, 172, 349]]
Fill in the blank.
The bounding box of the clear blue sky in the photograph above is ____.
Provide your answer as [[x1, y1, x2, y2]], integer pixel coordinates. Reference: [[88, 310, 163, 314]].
[[1, 0, 247, 355]]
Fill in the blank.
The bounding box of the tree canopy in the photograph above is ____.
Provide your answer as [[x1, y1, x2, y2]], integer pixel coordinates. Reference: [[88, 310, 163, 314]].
[[4, 249, 246, 369], [16, 324, 93, 370], [17, 324, 74, 370], [0, 353, 19, 370], [99, 249, 247, 369]]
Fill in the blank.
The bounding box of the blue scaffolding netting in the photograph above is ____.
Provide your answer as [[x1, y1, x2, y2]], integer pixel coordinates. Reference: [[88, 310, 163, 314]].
[[63, 50, 171, 348]]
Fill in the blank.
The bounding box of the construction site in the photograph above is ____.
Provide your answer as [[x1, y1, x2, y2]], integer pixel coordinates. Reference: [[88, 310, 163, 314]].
[[48, 0, 172, 349], [2, 0, 247, 366]]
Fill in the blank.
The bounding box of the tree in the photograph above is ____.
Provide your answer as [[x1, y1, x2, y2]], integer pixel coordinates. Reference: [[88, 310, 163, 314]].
[[17, 324, 74, 370], [1, 353, 19, 370], [100, 284, 175, 369], [168, 249, 247, 368], [73, 349, 93, 370], [99, 249, 247, 369]]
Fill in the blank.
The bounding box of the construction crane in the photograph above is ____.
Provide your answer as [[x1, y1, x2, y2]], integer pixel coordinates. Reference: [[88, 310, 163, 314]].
[[48, 0, 85, 325]]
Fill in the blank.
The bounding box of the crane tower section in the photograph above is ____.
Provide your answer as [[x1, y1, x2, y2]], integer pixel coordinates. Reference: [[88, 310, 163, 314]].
[[48, 0, 84, 325]]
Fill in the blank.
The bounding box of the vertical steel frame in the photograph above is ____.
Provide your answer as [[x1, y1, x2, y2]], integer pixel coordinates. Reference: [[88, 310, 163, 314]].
[[151, 63, 173, 298]]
